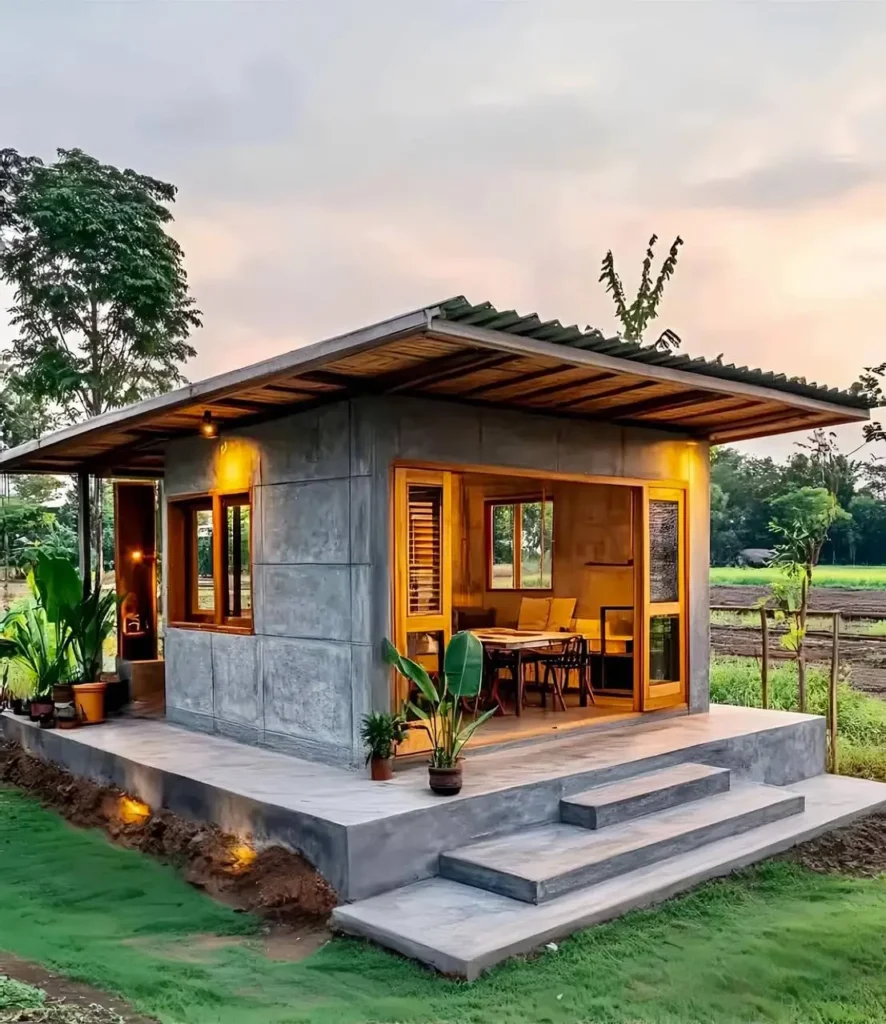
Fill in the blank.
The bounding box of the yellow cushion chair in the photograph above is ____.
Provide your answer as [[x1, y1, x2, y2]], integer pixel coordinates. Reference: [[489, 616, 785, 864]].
[[547, 597, 577, 632], [517, 597, 551, 631]]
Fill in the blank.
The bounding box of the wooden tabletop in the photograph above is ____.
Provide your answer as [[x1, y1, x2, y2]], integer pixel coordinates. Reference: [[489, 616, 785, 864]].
[[470, 629, 579, 649]]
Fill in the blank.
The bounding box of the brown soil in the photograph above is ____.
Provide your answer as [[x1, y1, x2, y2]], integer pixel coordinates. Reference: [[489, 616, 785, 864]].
[[711, 584, 886, 696], [0, 951, 154, 1023], [0, 742, 338, 924], [780, 811, 886, 877], [122, 924, 330, 964], [712, 584, 886, 616]]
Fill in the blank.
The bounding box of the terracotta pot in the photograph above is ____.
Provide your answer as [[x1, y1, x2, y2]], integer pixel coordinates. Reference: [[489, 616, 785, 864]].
[[370, 756, 394, 781], [428, 762, 463, 796], [73, 681, 107, 724], [57, 716, 81, 730], [53, 684, 74, 704]]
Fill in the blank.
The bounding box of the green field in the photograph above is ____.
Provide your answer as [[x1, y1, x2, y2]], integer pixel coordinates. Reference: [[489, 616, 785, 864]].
[[711, 565, 886, 589], [4, 786, 886, 1024]]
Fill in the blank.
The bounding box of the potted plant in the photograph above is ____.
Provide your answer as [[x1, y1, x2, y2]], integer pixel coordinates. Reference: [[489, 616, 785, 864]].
[[30, 551, 117, 725], [383, 631, 494, 796], [360, 710, 407, 780], [0, 603, 70, 727]]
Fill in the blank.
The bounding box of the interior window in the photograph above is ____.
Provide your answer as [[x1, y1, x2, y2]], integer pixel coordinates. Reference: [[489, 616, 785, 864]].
[[489, 498, 553, 590]]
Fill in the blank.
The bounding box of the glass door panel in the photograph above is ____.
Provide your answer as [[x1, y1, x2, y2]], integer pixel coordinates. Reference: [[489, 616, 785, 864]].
[[641, 487, 687, 710]]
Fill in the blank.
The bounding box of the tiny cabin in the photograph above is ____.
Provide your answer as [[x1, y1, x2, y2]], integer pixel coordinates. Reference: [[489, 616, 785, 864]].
[[0, 297, 870, 767]]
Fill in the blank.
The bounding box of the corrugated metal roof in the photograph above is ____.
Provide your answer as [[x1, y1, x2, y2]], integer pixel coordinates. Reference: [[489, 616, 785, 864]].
[[436, 296, 873, 411]]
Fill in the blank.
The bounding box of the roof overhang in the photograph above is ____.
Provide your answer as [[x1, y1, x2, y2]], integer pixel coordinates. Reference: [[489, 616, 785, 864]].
[[0, 302, 870, 477]]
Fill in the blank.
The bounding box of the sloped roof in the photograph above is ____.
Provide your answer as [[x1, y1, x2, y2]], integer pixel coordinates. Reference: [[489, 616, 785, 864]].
[[437, 296, 871, 410], [0, 296, 871, 476]]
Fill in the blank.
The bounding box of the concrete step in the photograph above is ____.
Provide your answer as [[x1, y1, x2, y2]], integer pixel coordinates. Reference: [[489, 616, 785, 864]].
[[440, 783, 805, 904], [333, 775, 886, 979], [561, 762, 731, 829]]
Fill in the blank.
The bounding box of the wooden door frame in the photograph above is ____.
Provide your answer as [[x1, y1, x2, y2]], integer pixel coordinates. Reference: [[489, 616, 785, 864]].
[[389, 459, 691, 718], [638, 484, 689, 711]]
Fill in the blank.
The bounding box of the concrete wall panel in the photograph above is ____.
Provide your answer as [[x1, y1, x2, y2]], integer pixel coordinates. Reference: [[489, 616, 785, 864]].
[[261, 636, 353, 748], [258, 564, 351, 641], [260, 403, 350, 484], [261, 479, 350, 564], [165, 629, 214, 715], [212, 632, 261, 727]]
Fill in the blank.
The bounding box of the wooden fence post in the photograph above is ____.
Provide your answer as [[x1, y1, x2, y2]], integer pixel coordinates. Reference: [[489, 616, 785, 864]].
[[760, 607, 769, 709], [829, 611, 840, 773]]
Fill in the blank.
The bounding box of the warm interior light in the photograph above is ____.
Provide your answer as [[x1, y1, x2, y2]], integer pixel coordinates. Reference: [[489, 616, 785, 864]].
[[229, 842, 257, 873], [118, 795, 151, 825], [201, 410, 218, 439], [130, 549, 144, 563]]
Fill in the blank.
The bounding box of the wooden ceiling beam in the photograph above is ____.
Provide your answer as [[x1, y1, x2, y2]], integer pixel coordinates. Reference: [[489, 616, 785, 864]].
[[302, 349, 517, 395], [457, 364, 602, 399], [601, 388, 724, 420], [552, 380, 659, 412]]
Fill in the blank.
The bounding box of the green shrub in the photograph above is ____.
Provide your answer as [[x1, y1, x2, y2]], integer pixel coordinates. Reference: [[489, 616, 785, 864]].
[[711, 655, 886, 747], [837, 742, 886, 782], [0, 976, 44, 1010]]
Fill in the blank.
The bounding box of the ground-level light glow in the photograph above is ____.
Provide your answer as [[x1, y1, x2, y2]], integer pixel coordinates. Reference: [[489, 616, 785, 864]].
[[230, 842, 257, 872], [118, 795, 151, 825]]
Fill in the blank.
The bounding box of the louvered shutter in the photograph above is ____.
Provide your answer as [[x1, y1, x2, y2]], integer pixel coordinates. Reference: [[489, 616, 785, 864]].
[[407, 484, 442, 615]]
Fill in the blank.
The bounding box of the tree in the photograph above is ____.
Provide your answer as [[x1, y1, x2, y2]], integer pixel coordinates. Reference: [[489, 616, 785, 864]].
[[0, 147, 201, 586], [768, 487, 849, 712], [599, 234, 684, 350]]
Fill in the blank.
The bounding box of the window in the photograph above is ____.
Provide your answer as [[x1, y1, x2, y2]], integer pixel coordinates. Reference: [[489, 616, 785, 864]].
[[169, 491, 252, 630], [488, 498, 553, 590], [407, 483, 443, 615]]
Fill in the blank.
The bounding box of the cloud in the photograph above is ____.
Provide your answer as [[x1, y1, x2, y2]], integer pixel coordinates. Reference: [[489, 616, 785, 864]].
[[694, 155, 875, 209]]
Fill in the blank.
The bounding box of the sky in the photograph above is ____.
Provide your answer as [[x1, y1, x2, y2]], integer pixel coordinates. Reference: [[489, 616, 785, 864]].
[[2, 2, 885, 461]]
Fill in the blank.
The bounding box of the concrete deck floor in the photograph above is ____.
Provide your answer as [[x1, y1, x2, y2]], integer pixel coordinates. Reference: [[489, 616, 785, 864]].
[[2, 704, 814, 827]]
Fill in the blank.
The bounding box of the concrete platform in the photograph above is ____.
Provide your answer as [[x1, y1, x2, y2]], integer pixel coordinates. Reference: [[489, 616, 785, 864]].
[[0, 704, 827, 901], [333, 774, 886, 979]]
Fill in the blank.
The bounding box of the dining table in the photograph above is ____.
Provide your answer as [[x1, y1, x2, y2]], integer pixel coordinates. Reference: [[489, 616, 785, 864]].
[[470, 628, 582, 716]]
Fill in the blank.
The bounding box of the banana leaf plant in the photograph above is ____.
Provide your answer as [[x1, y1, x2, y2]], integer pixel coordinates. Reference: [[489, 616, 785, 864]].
[[382, 631, 495, 768], [0, 604, 72, 698], [30, 550, 117, 682]]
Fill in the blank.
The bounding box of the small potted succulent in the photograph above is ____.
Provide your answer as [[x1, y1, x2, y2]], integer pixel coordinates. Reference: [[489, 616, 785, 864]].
[[383, 631, 494, 796], [360, 709, 407, 781]]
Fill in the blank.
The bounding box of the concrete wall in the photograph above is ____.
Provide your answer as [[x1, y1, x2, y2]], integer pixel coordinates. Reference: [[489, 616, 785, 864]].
[[161, 395, 711, 767], [163, 401, 371, 766]]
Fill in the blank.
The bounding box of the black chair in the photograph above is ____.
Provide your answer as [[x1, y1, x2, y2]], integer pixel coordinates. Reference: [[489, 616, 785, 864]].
[[537, 636, 592, 710]]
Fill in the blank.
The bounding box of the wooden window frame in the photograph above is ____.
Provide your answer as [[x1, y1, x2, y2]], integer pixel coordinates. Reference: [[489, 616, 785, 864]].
[[167, 489, 254, 635], [485, 495, 554, 592]]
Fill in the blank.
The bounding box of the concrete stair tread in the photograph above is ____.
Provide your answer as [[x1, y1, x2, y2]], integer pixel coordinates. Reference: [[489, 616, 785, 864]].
[[440, 783, 804, 902], [562, 762, 730, 828], [333, 775, 886, 979]]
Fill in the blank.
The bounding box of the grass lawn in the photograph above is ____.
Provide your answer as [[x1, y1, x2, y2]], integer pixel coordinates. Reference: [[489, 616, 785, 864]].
[[711, 565, 886, 589], [3, 789, 886, 1023]]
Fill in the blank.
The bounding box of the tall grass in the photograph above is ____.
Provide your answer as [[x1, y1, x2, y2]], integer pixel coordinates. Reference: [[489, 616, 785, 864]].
[[711, 655, 886, 747], [711, 565, 886, 588]]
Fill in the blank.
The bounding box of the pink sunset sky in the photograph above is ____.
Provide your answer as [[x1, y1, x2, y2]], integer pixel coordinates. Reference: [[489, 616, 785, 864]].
[[2, 3, 885, 459]]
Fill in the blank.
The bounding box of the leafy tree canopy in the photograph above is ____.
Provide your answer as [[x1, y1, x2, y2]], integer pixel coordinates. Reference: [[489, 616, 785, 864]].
[[0, 146, 201, 419]]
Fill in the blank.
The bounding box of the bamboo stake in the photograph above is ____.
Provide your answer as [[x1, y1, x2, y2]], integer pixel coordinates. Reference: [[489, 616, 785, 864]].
[[760, 607, 769, 710], [829, 611, 840, 773]]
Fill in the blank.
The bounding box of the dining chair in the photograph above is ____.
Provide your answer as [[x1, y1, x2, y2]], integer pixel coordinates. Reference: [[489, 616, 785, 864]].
[[537, 635, 592, 710]]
